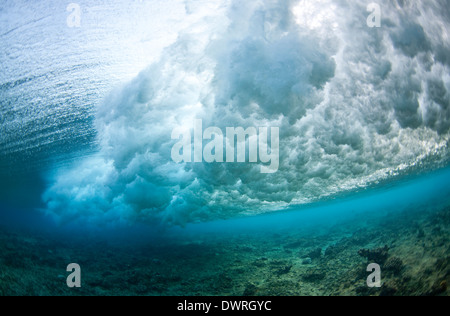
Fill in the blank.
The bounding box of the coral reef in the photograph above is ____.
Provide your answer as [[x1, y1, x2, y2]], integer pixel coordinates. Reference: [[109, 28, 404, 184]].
[[358, 246, 389, 264], [384, 257, 404, 275], [302, 270, 326, 283], [0, 204, 448, 296], [306, 248, 322, 260]]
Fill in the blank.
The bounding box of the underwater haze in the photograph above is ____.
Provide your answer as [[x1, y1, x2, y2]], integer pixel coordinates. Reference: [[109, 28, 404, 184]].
[[0, 0, 449, 296]]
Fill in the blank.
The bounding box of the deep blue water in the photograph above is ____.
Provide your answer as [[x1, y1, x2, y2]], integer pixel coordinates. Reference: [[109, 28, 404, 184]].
[[2, 164, 450, 242]]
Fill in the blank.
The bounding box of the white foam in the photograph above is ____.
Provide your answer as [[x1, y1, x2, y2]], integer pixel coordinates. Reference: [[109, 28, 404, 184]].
[[43, 0, 450, 226]]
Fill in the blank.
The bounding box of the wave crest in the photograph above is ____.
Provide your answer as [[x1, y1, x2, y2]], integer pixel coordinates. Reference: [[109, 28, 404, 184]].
[[44, 0, 450, 226]]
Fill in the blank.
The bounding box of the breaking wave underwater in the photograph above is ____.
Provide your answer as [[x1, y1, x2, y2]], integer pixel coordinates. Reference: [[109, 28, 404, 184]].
[[1, 0, 450, 227]]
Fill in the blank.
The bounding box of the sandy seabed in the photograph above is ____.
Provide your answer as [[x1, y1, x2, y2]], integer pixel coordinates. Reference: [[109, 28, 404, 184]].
[[0, 203, 449, 296]]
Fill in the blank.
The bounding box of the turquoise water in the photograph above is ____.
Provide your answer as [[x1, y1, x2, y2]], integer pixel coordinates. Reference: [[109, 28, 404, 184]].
[[179, 166, 450, 236], [2, 164, 450, 238]]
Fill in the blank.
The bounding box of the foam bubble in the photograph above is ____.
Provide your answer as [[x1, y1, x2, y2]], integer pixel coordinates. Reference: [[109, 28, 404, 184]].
[[44, 0, 450, 226]]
